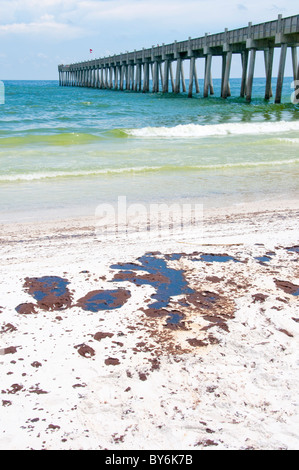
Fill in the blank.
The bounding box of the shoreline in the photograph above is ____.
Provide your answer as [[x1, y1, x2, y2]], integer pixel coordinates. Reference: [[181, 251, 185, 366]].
[[1, 196, 298, 239], [0, 199, 298, 450]]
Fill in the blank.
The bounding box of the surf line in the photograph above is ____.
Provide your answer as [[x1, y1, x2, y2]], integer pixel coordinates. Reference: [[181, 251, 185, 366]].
[[105, 455, 139, 467]]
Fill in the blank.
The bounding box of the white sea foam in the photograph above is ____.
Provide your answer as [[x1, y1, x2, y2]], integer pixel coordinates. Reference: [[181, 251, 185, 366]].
[[127, 120, 299, 138], [276, 138, 299, 144], [1, 158, 298, 183], [0, 166, 162, 182]]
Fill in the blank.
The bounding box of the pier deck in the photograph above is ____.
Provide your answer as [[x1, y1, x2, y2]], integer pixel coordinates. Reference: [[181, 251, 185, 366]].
[[58, 14, 299, 103]]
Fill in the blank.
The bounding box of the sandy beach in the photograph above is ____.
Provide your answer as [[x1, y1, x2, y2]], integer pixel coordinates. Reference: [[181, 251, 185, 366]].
[[0, 198, 298, 450]]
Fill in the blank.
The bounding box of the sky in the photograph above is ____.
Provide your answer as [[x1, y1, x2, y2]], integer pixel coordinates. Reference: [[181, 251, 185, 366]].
[[0, 0, 298, 80]]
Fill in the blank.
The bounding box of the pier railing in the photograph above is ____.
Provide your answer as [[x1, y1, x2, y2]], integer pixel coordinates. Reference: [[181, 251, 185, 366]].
[[58, 14, 299, 103]]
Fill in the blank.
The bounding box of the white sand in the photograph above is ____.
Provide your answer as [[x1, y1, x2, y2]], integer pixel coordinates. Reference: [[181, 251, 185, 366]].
[[0, 199, 298, 450]]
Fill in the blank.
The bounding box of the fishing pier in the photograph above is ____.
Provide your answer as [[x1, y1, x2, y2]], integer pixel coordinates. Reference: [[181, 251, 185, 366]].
[[58, 14, 299, 103]]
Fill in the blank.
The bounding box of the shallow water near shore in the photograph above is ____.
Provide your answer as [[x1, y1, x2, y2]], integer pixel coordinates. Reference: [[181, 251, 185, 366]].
[[0, 78, 298, 223]]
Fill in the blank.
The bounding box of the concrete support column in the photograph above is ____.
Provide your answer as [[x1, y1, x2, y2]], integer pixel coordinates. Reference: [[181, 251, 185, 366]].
[[135, 63, 141, 91], [159, 63, 163, 90], [109, 66, 113, 89], [107, 67, 110, 88], [188, 56, 195, 98], [131, 64, 135, 90], [90, 68, 93, 87], [222, 51, 232, 99], [204, 54, 212, 97], [153, 61, 159, 92], [122, 65, 125, 90], [240, 50, 248, 97], [96, 67, 100, 88], [124, 65, 129, 90], [106, 67, 109, 88], [169, 62, 175, 92], [150, 64, 154, 91], [133, 64, 138, 91], [119, 66, 123, 90], [114, 66, 118, 90], [100, 67, 104, 89], [142, 62, 146, 93], [175, 58, 181, 93], [220, 55, 225, 96], [264, 47, 274, 100], [127, 65, 131, 90], [275, 43, 287, 103], [139, 63, 142, 91], [246, 48, 256, 102], [194, 61, 200, 94], [291, 46, 298, 82], [163, 60, 169, 93], [180, 60, 186, 92], [129, 65, 132, 90], [146, 62, 150, 92], [209, 66, 214, 95], [143, 62, 149, 92], [221, 55, 231, 97]]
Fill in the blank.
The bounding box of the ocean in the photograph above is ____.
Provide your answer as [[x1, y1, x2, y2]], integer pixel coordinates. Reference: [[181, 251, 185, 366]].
[[0, 78, 298, 223]]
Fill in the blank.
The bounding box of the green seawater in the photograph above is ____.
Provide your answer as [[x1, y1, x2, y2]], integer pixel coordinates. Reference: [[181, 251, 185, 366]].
[[0, 79, 298, 222]]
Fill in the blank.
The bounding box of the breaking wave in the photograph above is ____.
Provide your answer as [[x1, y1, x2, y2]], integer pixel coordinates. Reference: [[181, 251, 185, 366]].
[[126, 120, 299, 138]]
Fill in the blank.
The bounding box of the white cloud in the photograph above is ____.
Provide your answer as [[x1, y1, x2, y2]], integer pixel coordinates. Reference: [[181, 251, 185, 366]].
[[0, 18, 84, 39], [0, 0, 297, 40], [0, 0, 297, 79]]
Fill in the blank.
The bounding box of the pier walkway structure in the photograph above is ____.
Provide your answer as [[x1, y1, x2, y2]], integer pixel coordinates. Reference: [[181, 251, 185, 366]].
[[58, 14, 299, 103]]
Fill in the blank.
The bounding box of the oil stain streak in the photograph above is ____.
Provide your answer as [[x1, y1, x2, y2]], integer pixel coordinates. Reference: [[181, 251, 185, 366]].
[[76, 289, 131, 312], [16, 276, 72, 314]]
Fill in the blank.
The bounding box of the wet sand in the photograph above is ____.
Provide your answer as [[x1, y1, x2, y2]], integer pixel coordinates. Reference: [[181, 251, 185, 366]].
[[0, 199, 298, 450]]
